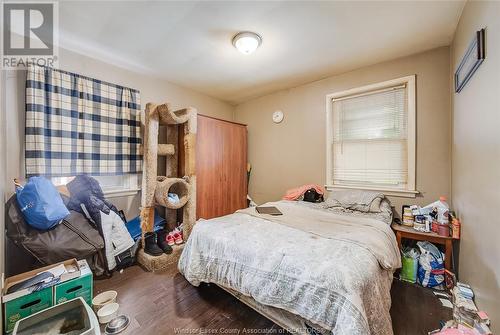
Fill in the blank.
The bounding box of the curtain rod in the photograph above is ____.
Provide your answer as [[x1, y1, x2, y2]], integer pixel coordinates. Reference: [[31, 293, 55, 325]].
[[29, 64, 140, 93]]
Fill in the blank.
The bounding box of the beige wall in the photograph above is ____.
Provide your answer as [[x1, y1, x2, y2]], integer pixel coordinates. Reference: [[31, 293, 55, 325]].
[[451, 0, 500, 329], [235, 47, 451, 215], [4, 47, 234, 219]]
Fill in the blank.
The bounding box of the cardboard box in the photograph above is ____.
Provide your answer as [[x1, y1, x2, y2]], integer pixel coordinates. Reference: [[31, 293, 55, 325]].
[[2, 259, 81, 333], [2, 259, 80, 303], [54, 260, 93, 306], [3, 287, 53, 333]]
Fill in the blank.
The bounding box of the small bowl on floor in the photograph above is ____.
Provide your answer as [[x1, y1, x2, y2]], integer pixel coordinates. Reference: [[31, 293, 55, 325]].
[[92, 290, 118, 312], [97, 302, 119, 324], [105, 315, 131, 334]]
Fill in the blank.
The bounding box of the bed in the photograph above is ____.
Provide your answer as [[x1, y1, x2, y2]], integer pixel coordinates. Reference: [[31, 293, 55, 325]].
[[178, 191, 401, 335]]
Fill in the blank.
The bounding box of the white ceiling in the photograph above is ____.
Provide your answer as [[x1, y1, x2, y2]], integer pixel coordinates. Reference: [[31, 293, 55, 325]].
[[58, 1, 465, 104]]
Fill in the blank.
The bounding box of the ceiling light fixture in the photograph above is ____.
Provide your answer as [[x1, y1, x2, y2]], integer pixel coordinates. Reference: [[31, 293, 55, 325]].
[[232, 31, 262, 55]]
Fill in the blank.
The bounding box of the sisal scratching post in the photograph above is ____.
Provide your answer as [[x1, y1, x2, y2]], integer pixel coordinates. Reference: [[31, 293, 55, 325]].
[[140, 104, 159, 214], [140, 103, 159, 247], [182, 176, 196, 240], [139, 207, 154, 246], [181, 111, 197, 241], [165, 124, 179, 229]]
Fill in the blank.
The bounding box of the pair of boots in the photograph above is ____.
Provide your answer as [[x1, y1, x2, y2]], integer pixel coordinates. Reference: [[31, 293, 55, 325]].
[[144, 230, 172, 256]]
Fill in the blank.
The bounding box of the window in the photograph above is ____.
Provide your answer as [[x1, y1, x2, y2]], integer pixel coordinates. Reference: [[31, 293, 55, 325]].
[[52, 174, 139, 198], [326, 76, 416, 197]]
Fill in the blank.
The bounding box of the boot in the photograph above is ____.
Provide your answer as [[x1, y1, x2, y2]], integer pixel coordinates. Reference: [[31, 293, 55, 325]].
[[144, 232, 163, 256], [156, 229, 173, 254]]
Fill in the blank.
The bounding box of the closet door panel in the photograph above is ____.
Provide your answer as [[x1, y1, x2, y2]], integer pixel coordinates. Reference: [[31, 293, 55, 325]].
[[196, 115, 247, 220], [222, 123, 247, 212], [197, 116, 223, 219]]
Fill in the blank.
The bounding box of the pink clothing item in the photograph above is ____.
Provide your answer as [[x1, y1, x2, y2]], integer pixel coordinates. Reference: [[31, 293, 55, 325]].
[[282, 184, 325, 201]]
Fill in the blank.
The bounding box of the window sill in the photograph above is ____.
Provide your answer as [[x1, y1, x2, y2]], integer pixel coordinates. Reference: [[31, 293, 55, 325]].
[[103, 188, 140, 198], [325, 185, 419, 198]]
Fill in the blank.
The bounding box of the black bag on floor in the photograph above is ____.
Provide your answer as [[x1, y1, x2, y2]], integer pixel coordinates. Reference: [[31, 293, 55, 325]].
[[5, 194, 108, 277]]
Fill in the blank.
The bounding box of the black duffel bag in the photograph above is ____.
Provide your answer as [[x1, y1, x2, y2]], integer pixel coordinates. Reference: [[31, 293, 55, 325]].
[[5, 194, 108, 277]]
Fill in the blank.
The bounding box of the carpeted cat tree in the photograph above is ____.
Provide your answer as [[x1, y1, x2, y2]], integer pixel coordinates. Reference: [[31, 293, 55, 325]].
[[137, 102, 196, 271]]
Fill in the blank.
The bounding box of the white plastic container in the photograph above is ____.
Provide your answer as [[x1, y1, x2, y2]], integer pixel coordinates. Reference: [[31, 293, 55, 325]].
[[12, 297, 100, 335]]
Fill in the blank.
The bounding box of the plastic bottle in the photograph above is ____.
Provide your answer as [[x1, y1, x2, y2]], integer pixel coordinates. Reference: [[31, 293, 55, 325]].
[[436, 196, 449, 225]]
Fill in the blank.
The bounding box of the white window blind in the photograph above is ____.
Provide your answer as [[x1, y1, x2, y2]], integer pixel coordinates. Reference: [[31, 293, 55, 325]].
[[331, 85, 409, 190]]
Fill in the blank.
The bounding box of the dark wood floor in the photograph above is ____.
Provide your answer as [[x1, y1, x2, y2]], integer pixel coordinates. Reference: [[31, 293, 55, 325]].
[[95, 266, 451, 335]]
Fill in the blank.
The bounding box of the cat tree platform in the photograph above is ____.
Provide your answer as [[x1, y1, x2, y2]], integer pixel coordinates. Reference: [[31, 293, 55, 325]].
[[137, 244, 185, 272]]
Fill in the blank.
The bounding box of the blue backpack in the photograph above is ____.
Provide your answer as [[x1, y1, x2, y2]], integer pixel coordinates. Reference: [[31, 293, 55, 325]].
[[15, 176, 70, 230]]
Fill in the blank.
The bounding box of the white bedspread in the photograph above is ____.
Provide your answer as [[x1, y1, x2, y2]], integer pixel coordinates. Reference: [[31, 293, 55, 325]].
[[178, 201, 401, 335]]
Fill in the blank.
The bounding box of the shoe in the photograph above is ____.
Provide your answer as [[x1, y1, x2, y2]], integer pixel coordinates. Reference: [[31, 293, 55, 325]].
[[166, 232, 175, 246], [156, 229, 173, 254], [173, 225, 184, 244], [144, 232, 164, 256], [173, 231, 183, 245]]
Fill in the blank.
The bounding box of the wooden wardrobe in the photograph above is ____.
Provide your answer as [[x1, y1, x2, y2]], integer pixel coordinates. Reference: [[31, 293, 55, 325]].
[[196, 114, 247, 219]]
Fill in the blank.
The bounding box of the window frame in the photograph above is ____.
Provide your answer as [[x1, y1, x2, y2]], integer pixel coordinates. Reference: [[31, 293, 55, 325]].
[[325, 75, 417, 198], [51, 174, 140, 198]]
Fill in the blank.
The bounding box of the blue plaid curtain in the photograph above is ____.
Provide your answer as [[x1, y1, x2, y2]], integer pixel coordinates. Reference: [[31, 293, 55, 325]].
[[25, 65, 142, 177]]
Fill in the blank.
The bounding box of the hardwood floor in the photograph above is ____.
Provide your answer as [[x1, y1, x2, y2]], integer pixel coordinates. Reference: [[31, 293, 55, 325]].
[[95, 266, 451, 335], [390, 279, 452, 335]]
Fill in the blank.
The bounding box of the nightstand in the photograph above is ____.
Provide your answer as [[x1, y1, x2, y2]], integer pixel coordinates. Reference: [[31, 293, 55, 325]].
[[391, 223, 456, 271]]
